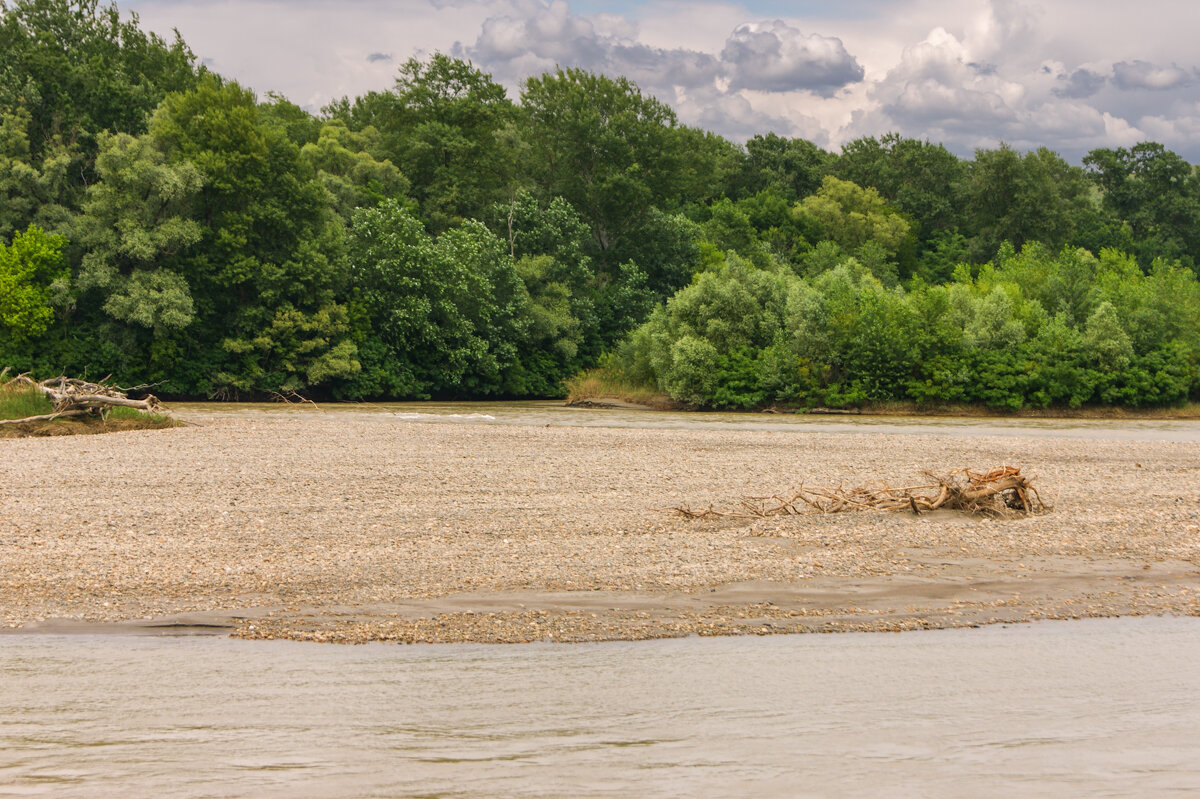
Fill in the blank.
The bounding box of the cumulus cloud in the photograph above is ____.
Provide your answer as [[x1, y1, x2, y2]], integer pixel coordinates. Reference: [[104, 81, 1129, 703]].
[[846, 2, 1200, 160], [862, 24, 1025, 141], [720, 20, 863, 95], [124, 0, 1200, 160], [1112, 60, 1193, 91], [459, 0, 720, 91], [455, 2, 865, 139], [677, 87, 811, 142]]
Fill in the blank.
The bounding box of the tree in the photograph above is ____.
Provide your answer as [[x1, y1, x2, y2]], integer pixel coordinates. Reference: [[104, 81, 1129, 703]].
[[331, 54, 516, 232], [794, 176, 911, 283], [963, 144, 1094, 258], [300, 120, 409, 220], [75, 130, 203, 333], [0, 106, 78, 239], [0, 0, 200, 165], [732, 133, 830, 203], [833, 133, 965, 248], [146, 77, 357, 395], [348, 199, 526, 397], [520, 68, 684, 272], [0, 223, 66, 341], [1083, 142, 1200, 269]]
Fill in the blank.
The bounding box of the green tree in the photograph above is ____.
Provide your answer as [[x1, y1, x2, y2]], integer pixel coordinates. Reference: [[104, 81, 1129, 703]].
[[701, 197, 771, 269], [1083, 142, 1200, 269], [0, 107, 80, 239], [963, 144, 1094, 258], [300, 120, 410, 220], [833, 133, 966, 255], [794, 176, 911, 283], [74, 130, 203, 333], [332, 54, 516, 231], [519, 68, 684, 273], [731, 133, 830, 203], [0, 0, 200, 165], [147, 77, 356, 395], [347, 199, 526, 397], [0, 223, 66, 341]]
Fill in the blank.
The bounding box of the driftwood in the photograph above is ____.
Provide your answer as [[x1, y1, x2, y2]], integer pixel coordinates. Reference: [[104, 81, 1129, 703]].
[[1, 372, 168, 425], [675, 466, 1047, 519], [268, 389, 322, 410]]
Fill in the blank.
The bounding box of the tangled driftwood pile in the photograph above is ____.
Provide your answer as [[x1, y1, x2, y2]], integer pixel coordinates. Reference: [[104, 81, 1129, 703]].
[[0, 369, 167, 426], [675, 466, 1047, 519]]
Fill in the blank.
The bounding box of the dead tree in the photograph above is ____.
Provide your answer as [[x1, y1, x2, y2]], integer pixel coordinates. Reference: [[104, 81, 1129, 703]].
[[1, 373, 168, 426], [675, 466, 1048, 519]]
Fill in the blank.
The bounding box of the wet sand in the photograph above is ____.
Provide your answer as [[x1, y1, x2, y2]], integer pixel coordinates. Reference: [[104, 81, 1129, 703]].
[[2, 411, 1198, 643]]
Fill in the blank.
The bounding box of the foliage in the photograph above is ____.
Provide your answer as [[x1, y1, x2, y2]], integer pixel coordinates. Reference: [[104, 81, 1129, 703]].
[[347, 199, 525, 398], [962, 145, 1093, 258], [1083, 142, 1200, 269], [615, 243, 1200, 410], [75, 130, 202, 332], [0, 224, 67, 341], [3, 6, 1200, 407], [300, 120, 409, 220], [0, 0, 200, 164], [520, 67, 686, 273]]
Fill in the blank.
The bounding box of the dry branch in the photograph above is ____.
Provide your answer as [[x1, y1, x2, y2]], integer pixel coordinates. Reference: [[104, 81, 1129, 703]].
[[674, 466, 1048, 520], [268, 389, 322, 410], [0, 409, 92, 426]]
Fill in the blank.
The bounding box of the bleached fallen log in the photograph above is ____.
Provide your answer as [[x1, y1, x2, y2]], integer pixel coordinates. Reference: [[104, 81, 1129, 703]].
[[0, 410, 92, 426], [42, 392, 164, 413]]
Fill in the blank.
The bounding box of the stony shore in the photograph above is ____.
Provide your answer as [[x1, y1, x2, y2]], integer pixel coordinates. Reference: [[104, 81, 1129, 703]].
[[2, 410, 1198, 643]]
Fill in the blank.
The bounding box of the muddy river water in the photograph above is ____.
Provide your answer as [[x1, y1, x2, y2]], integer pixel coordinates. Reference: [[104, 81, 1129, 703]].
[[4, 404, 1200, 796], [2, 618, 1199, 798], [171, 399, 1200, 442]]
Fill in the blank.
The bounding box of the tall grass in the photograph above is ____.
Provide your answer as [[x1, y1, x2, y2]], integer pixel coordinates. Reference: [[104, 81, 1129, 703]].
[[564, 366, 670, 407], [0, 378, 180, 434], [0, 383, 52, 420]]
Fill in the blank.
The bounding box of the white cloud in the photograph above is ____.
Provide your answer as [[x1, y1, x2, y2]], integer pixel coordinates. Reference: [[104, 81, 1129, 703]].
[[720, 20, 863, 95], [122, 0, 1200, 160]]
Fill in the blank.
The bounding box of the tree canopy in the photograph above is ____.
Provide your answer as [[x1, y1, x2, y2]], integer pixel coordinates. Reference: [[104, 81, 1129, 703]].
[[2, 1, 1199, 409]]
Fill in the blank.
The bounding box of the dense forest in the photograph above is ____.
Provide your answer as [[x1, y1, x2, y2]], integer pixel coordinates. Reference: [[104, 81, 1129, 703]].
[[2, 0, 1199, 408]]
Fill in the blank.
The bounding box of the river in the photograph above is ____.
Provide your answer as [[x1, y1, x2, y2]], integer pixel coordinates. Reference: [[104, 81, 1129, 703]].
[[2, 617, 1199, 798], [171, 399, 1200, 442], [5, 403, 1199, 796]]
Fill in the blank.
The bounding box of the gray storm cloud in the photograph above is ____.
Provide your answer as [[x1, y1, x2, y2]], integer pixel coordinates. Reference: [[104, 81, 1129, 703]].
[[1112, 60, 1193, 91], [1054, 68, 1107, 99], [720, 20, 864, 95]]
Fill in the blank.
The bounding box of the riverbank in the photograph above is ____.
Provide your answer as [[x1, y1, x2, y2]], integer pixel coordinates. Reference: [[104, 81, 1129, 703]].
[[567, 393, 1200, 420], [2, 411, 1198, 643]]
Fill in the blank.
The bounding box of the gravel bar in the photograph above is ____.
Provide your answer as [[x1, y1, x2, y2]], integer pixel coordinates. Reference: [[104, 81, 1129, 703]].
[[2, 413, 1198, 643]]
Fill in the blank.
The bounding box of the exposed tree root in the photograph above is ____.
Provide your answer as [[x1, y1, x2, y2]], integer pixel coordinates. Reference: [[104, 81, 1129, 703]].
[[674, 466, 1048, 519]]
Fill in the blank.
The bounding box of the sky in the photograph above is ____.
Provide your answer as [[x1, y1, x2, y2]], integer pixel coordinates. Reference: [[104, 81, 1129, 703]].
[[124, 0, 1200, 161]]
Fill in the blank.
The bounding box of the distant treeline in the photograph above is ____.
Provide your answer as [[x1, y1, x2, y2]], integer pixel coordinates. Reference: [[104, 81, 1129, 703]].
[[2, 0, 1199, 407]]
